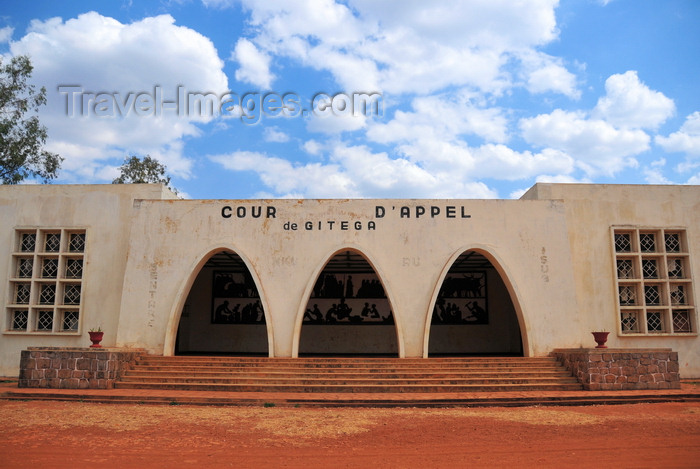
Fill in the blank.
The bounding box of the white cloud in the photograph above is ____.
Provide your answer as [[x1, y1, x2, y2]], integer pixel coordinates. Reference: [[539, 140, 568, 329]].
[[302, 139, 324, 155], [0, 26, 13, 43], [232, 38, 274, 89], [306, 113, 367, 134], [209, 144, 500, 198], [238, 0, 567, 96], [520, 109, 649, 176], [263, 126, 290, 142], [367, 94, 508, 145], [640, 158, 672, 184], [656, 111, 700, 157], [519, 51, 580, 99], [9, 12, 228, 182], [592, 71, 675, 130]]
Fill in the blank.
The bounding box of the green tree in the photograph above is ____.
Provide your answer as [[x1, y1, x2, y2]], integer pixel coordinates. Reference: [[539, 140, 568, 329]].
[[0, 55, 62, 184], [112, 155, 177, 193]]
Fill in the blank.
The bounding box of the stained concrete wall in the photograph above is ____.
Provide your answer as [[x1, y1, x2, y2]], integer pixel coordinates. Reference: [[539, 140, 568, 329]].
[[0, 184, 177, 376], [3, 183, 697, 377], [116, 198, 579, 359], [523, 184, 700, 376]]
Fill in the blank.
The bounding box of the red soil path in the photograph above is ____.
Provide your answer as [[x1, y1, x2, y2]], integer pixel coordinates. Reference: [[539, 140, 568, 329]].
[[1, 400, 699, 468]]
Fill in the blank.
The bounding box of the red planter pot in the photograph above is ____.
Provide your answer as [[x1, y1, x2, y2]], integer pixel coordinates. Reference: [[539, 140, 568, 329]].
[[88, 331, 104, 348], [592, 331, 609, 349]]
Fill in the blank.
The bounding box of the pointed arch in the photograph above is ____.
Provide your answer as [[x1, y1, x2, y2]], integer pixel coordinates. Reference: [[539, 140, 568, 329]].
[[163, 244, 274, 356], [292, 245, 404, 357], [423, 245, 530, 357]]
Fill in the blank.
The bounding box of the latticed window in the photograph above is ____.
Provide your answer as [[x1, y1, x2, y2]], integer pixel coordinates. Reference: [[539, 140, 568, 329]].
[[65, 259, 83, 279], [667, 258, 684, 279], [39, 284, 56, 304], [41, 258, 59, 278], [7, 229, 86, 334], [20, 233, 36, 252], [36, 310, 53, 331], [613, 228, 695, 334], [646, 311, 664, 332], [15, 283, 31, 304], [69, 233, 85, 252], [62, 310, 79, 331], [12, 310, 28, 331], [619, 285, 637, 306], [17, 258, 33, 278], [620, 311, 639, 333], [642, 259, 658, 279], [639, 233, 656, 253], [644, 285, 661, 306], [617, 259, 634, 279], [614, 233, 632, 252], [673, 310, 691, 333], [670, 285, 686, 305], [665, 233, 681, 253], [44, 233, 61, 252], [63, 285, 81, 305]]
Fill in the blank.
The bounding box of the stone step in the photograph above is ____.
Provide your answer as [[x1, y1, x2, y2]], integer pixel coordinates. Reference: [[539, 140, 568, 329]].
[[137, 356, 559, 364], [116, 356, 582, 393], [127, 365, 568, 374], [122, 370, 573, 379], [118, 376, 580, 386], [113, 381, 584, 393]]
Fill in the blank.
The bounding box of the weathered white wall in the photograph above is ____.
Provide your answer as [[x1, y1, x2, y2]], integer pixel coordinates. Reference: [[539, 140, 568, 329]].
[[0, 184, 176, 376], [523, 183, 700, 377], [5, 183, 695, 378], [116, 198, 579, 359]]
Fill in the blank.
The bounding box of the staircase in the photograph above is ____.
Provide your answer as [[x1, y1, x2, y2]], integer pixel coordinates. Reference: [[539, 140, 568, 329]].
[[114, 356, 582, 393]]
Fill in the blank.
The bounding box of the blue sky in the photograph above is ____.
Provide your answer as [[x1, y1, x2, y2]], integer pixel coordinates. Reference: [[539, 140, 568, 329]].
[[1, 0, 698, 199]]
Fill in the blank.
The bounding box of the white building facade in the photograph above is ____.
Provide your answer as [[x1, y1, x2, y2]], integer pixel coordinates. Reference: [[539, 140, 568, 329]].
[[2, 183, 698, 377]]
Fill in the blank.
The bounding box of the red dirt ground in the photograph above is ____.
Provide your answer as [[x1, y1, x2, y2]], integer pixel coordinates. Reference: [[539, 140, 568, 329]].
[[1, 400, 698, 468]]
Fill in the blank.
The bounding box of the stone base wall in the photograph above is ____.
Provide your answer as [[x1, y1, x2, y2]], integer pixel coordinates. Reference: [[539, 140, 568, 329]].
[[18, 347, 146, 389], [552, 348, 680, 391]]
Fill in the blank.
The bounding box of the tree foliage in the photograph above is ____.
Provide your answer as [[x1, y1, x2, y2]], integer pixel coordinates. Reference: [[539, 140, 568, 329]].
[[112, 155, 176, 192], [0, 55, 62, 184]]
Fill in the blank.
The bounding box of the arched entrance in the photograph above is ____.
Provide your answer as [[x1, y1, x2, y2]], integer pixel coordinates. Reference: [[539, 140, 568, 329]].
[[298, 249, 398, 355], [174, 250, 269, 355], [427, 250, 523, 356]]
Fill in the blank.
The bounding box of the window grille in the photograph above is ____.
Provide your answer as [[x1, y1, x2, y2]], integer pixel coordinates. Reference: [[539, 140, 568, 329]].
[[672, 310, 691, 333], [619, 285, 637, 306], [63, 285, 81, 305], [665, 233, 681, 253], [44, 233, 61, 252], [15, 284, 31, 304], [65, 259, 83, 279], [616, 260, 634, 279], [41, 258, 59, 278], [62, 311, 79, 331], [646, 311, 664, 332], [12, 310, 28, 331], [644, 285, 661, 306], [20, 233, 36, 252], [6, 229, 86, 334], [37, 310, 53, 331], [69, 233, 85, 252], [613, 228, 695, 334], [18, 258, 33, 278], [639, 233, 656, 253], [642, 259, 658, 279], [620, 311, 639, 333], [39, 284, 56, 305], [614, 233, 632, 253]]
